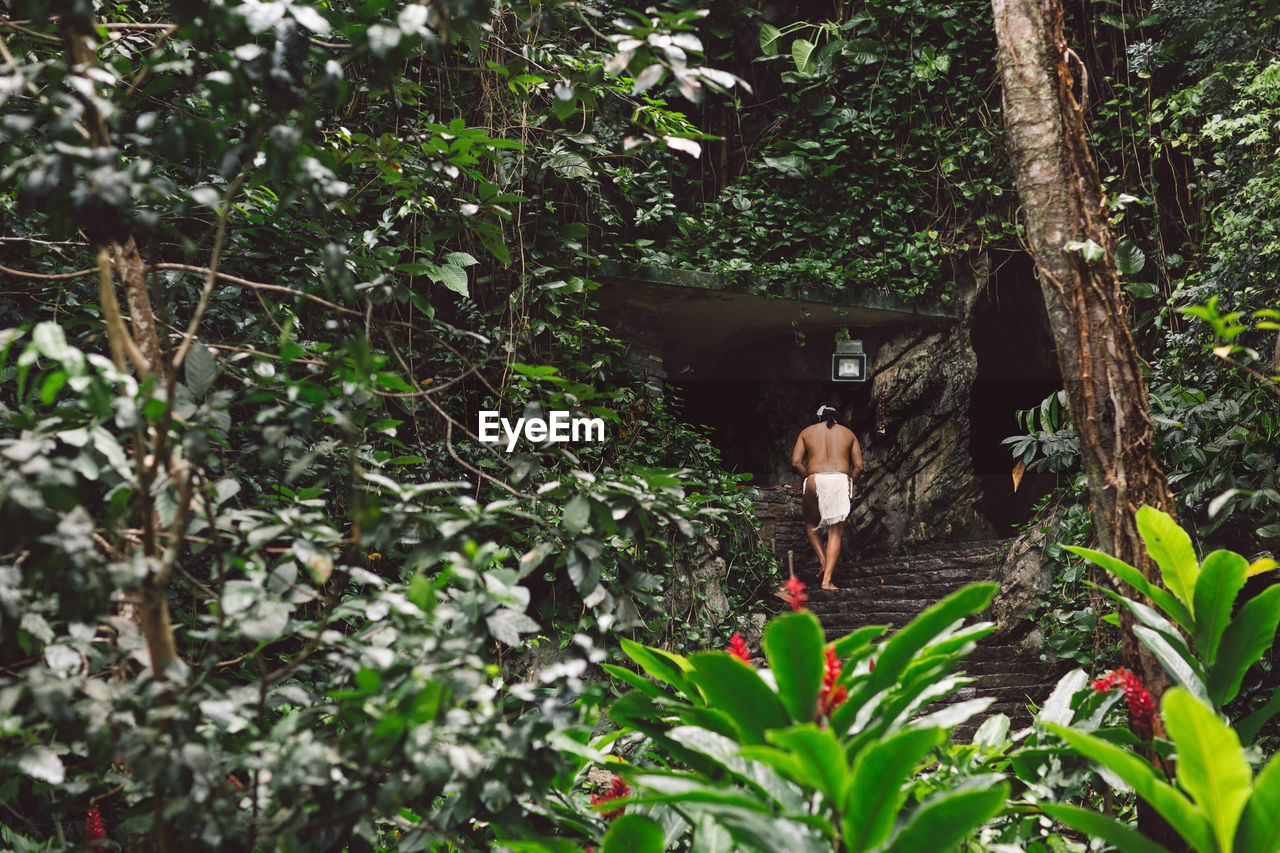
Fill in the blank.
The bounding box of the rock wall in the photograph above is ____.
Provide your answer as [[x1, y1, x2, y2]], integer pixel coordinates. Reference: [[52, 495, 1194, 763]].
[[850, 261, 996, 552]]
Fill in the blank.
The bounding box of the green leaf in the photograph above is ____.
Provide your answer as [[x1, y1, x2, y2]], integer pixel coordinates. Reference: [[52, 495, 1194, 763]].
[[1237, 748, 1280, 853], [758, 23, 782, 56], [1065, 545, 1193, 632], [620, 638, 695, 698], [1163, 688, 1250, 852], [185, 343, 216, 398], [434, 262, 469, 297], [443, 251, 477, 267], [841, 37, 884, 64], [601, 664, 669, 700], [791, 38, 816, 74], [885, 779, 1010, 853], [1238, 686, 1280, 745], [620, 772, 770, 811], [1116, 239, 1147, 275], [847, 583, 996, 718], [1096, 587, 1199, 677], [1038, 668, 1088, 726], [831, 624, 886, 659], [1137, 506, 1200, 613], [1045, 723, 1214, 852], [1193, 550, 1249, 667], [1208, 584, 1280, 706], [1040, 803, 1170, 853], [842, 727, 945, 850], [1133, 625, 1209, 704], [973, 714, 1010, 749], [688, 652, 790, 744], [763, 611, 825, 723], [1064, 238, 1105, 262], [764, 724, 846, 805], [562, 495, 590, 535], [602, 814, 665, 853]]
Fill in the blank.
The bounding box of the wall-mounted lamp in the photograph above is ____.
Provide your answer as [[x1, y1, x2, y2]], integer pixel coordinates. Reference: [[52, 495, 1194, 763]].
[[832, 340, 867, 382]]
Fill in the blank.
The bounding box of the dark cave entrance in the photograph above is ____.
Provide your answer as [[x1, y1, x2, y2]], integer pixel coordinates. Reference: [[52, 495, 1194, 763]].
[[671, 332, 876, 487], [968, 251, 1064, 535]]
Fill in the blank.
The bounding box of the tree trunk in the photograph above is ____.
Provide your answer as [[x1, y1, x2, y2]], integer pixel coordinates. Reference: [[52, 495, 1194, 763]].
[[990, 0, 1182, 843]]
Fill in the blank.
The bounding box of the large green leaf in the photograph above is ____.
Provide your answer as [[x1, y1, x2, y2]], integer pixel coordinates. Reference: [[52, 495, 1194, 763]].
[[831, 624, 886, 660], [1115, 239, 1148, 276], [1193, 550, 1249, 667], [670, 726, 801, 811], [1039, 803, 1170, 853], [763, 611, 826, 723], [1045, 723, 1215, 852], [602, 814, 665, 853], [601, 664, 670, 700], [692, 803, 831, 853], [883, 778, 1009, 853], [1136, 506, 1200, 612], [690, 813, 736, 853], [1097, 586, 1196, 666], [792, 38, 816, 74], [1038, 668, 1088, 726], [1208, 584, 1280, 706], [764, 724, 847, 806], [1065, 545, 1193, 632], [1237, 748, 1280, 853], [1163, 688, 1251, 852], [758, 23, 782, 56], [842, 583, 996, 728], [1133, 625, 1210, 704], [688, 652, 790, 744], [842, 727, 944, 851], [1239, 686, 1280, 745], [620, 772, 770, 811], [621, 638, 696, 700]]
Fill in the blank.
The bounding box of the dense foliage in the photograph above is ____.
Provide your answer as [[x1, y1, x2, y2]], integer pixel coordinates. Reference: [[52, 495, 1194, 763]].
[[5, 0, 1280, 849]]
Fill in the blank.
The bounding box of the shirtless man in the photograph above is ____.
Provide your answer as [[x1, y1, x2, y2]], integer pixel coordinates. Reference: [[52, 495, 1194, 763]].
[[791, 404, 864, 590]]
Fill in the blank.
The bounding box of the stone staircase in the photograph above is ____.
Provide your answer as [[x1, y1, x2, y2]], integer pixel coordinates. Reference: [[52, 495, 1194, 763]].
[[797, 540, 1065, 736]]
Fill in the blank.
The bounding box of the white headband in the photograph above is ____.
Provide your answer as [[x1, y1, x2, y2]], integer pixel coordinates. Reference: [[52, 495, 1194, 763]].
[[817, 405, 837, 418]]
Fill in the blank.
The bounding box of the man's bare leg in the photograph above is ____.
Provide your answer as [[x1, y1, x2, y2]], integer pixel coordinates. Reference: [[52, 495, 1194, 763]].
[[804, 523, 826, 570], [820, 523, 844, 590], [800, 476, 825, 574]]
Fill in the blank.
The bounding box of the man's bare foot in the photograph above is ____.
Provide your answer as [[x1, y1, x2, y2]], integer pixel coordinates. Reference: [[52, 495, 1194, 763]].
[[821, 579, 839, 590]]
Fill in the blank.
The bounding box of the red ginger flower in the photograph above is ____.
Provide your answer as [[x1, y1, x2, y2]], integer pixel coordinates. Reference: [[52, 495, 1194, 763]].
[[727, 633, 751, 664], [85, 807, 105, 842], [1092, 668, 1157, 739], [782, 575, 808, 611], [816, 645, 848, 720], [590, 774, 630, 820]]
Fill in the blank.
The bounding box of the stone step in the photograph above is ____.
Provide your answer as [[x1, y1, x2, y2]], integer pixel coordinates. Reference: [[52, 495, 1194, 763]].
[[758, 534, 1058, 740], [803, 565, 998, 586], [811, 598, 970, 615]]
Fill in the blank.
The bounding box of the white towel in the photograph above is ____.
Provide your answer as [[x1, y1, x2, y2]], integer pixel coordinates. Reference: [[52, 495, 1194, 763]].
[[807, 473, 852, 530]]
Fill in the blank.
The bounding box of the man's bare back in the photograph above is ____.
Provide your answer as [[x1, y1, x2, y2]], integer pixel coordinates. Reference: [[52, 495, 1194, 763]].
[[791, 410, 864, 589], [791, 422, 863, 478]]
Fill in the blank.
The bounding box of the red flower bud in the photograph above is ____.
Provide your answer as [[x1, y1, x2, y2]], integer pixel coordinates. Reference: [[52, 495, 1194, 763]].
[[85, 807, 105, 842], [1091, 668, 1157, 739], [782, 576, 808, 611], [590, 774, 630, 821], [727, 633, 751, 664]]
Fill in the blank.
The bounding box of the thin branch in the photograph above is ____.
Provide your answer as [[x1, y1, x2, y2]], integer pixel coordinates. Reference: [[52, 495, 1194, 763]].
[[0, 19, 61, 41], [154, 262, 362, 317], [0, 262, 97, 280], [1213, 349, 1280, 399]]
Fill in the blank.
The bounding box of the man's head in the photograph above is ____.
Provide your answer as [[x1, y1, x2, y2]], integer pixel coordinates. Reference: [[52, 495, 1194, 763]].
[[816, 404, 840, 428]]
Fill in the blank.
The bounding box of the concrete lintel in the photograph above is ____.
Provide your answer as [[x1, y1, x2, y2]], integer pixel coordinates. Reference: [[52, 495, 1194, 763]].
[[594, 261, 959, 367]]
